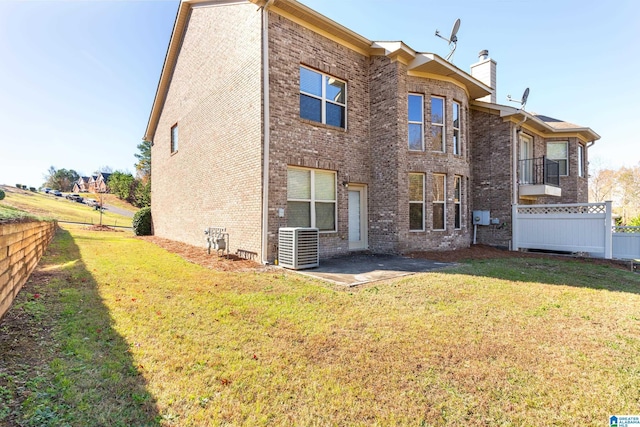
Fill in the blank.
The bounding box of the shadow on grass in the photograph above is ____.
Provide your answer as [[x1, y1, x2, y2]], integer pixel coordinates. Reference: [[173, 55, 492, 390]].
[[442, 256, 640, 294], [0, 228, 160, 426]]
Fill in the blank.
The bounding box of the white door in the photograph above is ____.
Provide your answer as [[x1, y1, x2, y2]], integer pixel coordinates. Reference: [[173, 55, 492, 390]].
[[519, 134, 533, 184], [348, 185, 367, 250]]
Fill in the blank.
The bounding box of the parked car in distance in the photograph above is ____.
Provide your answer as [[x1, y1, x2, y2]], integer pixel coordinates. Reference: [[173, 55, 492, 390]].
[[65, 193, 83, 202], [84, 198, 100, 207], [53, 190, 62, 197], [43, 187, 51, 194]]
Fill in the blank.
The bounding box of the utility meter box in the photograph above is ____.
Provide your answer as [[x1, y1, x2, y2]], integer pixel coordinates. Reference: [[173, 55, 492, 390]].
[[472, 210, 490, 226]]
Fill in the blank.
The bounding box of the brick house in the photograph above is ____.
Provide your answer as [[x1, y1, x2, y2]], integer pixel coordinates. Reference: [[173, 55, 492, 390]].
[[73, 176, 90, 193], [143, 0, 599, 263], [86, 173, 112, 194]]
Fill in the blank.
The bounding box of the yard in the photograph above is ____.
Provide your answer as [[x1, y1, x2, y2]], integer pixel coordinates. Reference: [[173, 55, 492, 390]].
[[1, 224, 639, 426]]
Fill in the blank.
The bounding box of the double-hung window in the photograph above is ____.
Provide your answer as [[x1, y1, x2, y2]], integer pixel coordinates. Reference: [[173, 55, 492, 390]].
[[299, 66, 346, 129], [547, 141, 568, 176], [287, 167, 336, 232], [409, 173, 425, 231], [454, 176, 462, 229], [431, 96, 445, 152], [433, 174, 446, 230], [578, 144, 585, 177], [408, 94, 424, 151], [453, 101, 461, 155], [170, 124, 178, 153]]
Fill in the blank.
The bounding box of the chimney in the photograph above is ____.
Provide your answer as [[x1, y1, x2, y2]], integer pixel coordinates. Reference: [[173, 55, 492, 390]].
[[470, 49, 496, 103]]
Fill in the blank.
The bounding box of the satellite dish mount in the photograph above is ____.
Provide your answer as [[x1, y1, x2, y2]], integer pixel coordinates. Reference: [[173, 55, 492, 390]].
[[435, 18, 461, 62], [507, 87, 530, 110]]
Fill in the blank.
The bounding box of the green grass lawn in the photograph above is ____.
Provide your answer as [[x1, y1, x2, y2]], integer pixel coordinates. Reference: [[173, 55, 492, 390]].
[[0, 185, 134, 227], [1, 224, 639, 426]]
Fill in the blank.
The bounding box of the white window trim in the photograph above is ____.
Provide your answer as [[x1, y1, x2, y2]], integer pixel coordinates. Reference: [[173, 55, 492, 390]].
[[433, 173, 446, 230], [454, 175, 462, 230], [578, 144, 584, 177], [431, 96, 446, 152], [408, 94, 424, 151], [409, 173, 425, 232], [300, 66, 347, 129], [453, 101, 461, 156], [170, 123, 178, 153], [287, 166, 337, 233], [547, 141, 569, 176]]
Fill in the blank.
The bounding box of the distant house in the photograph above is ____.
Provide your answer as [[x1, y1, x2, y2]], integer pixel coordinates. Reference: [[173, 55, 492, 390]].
[[86, 173, 111, 193], [72, 176, 90, 193], [143, 0, 599, 263]]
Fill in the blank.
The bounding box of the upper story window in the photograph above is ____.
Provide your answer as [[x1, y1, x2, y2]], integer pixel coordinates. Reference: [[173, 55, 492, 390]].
[[547, 141, 568, 176], [408, 94, 424, 151], [453, 101, 461, 155], [454, 175, 462, 229], [433, 173, 446, 230], [409, 173, 425, 231], [299, 66, 346, 129], [287, 167, 336, 232], [170, 124, 178, 153], [578, 144, 585, 177], [431, 96, 445, 152]]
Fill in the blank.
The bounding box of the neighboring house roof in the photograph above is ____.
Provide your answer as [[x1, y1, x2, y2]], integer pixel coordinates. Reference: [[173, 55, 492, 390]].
[[143, 0, 491, 142], [471, 100, 600, 142]]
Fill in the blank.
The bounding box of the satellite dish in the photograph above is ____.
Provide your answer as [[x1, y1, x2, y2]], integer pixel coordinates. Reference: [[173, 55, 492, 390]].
[[507, 87, 530, 109], [435, 18, 461, 62]]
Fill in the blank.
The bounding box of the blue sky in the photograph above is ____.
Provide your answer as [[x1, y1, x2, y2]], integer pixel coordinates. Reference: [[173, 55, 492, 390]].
[[1, 0, 638, 188]]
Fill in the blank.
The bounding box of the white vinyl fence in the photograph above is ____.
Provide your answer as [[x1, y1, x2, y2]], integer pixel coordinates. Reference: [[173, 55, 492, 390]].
[[512, 201, 640, 260]]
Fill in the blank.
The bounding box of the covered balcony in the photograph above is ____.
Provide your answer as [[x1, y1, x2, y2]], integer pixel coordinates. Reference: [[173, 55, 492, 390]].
[[518, 156, 561, 199]]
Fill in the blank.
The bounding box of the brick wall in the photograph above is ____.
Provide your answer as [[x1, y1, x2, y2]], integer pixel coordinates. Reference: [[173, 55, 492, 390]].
[[151, 3, 263, 255], [0, 221, 56, 320]]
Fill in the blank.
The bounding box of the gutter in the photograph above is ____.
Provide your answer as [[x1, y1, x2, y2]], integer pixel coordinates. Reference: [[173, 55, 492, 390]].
[[260, 0, 274, 265]]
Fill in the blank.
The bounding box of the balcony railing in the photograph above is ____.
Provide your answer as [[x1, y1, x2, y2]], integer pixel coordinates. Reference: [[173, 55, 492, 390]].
[[518, 156, 560, 187]]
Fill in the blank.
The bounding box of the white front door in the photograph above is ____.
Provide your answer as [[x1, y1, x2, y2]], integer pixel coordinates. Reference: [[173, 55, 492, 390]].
[[348, 185, 367, 250]]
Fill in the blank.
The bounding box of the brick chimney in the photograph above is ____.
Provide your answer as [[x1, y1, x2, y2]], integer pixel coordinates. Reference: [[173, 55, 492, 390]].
[[470, 49, 496, 103]]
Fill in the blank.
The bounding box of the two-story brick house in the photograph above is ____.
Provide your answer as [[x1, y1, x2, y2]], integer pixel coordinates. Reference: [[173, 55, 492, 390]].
[[143, 0, 599, 263]]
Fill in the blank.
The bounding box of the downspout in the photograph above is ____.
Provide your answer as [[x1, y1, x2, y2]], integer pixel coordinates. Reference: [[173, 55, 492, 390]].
[[260, 0, 274, 265]]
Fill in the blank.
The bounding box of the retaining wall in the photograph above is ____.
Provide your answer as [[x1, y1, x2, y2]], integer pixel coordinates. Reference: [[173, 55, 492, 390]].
[[0, 221, 56, 320]]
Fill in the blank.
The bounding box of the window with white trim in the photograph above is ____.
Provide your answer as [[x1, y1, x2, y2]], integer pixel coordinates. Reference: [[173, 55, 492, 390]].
[[299, 66, 346, 129], [433, 174, 446, 230], [408, 94, 424, 151], [409, 173, 425, 231], [454, 175, 462, 229], [170, 124, 178, 153], [287, 167, 336, 232], [431, 96, 445, 152], [453, 101, 461, 155], [547, 141, 568, 176], [578, 144, 585, 177]]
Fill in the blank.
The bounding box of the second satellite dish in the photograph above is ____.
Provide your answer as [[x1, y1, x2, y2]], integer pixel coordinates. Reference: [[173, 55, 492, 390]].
[[435, 18, 461, 62]]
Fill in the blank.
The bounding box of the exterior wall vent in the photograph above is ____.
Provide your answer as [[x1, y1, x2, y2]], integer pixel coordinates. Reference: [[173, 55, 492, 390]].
[[278, 227, 319, 270]]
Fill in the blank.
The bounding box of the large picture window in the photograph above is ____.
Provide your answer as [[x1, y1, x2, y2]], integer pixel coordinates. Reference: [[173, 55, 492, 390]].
[[408, 94, 424, 151], [547, 141, 568, 176], [433, 174, 446, 230], [453, 101, 461, 155], [409, 173, 425, 231], [454, 176, 462, 229], [287, 167, 336, 232], [300, 66, 346, 129], [431, 96, 445, 152]]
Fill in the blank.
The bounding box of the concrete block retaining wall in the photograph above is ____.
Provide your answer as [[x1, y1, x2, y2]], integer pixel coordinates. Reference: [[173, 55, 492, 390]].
[[0, 221, 56, 320]]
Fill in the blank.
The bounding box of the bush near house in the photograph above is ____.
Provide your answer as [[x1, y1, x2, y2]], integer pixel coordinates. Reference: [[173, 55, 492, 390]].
[[0, 189, 5, 201], [132, 206, 151, 236]]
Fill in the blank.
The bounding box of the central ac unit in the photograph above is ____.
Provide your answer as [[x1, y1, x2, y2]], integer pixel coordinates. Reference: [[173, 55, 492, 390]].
[[278, 227, 319, 270]]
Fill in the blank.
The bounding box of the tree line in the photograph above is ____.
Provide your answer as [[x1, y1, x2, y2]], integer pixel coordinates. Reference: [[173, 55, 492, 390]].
[[589, 163, 640, 226], [42, 140, 151, 208]]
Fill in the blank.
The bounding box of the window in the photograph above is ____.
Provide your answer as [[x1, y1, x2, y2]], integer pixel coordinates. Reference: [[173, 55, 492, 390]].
[[287, 167, 336, 232], [409, 173, 425, 231], [431, 96, 445, 152], [170, 124, 178, 153], [453, 102, 461, 155], [408, 94, 424, 151], [578, 144, 585, 177], [547, 141, 568, 175], [299, 66, 346, 128], [433, 174, 446, 230], [454, 176, 462, 229]]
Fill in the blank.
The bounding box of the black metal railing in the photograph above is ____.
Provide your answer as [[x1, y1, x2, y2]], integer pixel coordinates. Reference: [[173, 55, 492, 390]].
[[518, 156, 560, 187]]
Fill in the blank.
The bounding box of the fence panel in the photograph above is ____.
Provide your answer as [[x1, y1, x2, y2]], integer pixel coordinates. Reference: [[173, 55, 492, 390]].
[[612, 227, 640, 260]]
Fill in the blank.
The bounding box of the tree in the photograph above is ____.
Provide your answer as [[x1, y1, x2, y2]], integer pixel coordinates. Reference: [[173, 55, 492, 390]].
[[589, 162, 640, 225], [44, 166, 80, 192], [95, 166, 113, 174], [135, 140, 151, 182], [108, 171, 135, 201]]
